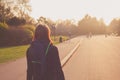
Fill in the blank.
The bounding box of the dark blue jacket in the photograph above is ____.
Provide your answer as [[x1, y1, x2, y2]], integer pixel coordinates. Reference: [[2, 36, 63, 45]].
[[26, 40, 65, 80]]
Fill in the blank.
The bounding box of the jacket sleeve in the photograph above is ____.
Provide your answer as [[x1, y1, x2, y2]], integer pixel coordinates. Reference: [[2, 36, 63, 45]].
[[52, 46, 65, 80], [26, 49, 33, 80]]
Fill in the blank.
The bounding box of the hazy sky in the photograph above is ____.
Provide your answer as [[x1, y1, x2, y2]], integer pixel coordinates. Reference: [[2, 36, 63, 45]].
[[30, 0, 120, 25]]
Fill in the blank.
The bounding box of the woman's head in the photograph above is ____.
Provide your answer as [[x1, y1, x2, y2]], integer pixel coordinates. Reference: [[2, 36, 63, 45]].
[[34, 24, 52, 43]]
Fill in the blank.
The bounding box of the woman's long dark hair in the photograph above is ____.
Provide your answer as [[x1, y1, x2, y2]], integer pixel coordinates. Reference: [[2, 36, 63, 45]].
[[34, 24, 52, 43]]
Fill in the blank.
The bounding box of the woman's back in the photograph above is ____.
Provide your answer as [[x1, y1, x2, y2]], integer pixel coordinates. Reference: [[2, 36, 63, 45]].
[[27, 40, 65, 80]]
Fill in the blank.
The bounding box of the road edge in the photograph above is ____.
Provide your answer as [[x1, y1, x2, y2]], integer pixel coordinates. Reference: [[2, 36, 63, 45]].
[[61, 39, 82, 67]]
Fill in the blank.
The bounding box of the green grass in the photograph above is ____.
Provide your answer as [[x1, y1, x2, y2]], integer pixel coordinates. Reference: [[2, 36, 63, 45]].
[[0, 36, 68, 63], [0, 45, 29, 63]]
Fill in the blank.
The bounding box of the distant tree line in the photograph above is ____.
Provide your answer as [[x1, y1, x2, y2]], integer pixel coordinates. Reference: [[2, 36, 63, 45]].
[[38, 15, 120, 37], [108, 19, 120, 35], [77, 15, 106, 35], [38, 15, 106, 36]]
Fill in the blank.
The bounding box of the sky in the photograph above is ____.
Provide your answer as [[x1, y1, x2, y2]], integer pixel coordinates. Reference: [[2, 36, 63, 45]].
[[29, 0, 120, 25]]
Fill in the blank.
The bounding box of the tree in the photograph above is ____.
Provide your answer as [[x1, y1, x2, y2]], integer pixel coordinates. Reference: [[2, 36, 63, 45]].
[[78, 14, 106, 34], [13, 0, 32, 18], [77, 15, 92, 34], [55, 19, 78, 36], [0, 1, 13, 22], [109, 18, 120, 35]]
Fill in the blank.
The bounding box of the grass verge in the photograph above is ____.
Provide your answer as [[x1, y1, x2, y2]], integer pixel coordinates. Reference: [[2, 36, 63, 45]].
[[0, 45, 29, 63]]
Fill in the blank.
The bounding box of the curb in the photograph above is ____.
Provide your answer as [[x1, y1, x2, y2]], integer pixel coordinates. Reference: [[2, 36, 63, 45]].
[[61, 40, 82, 67]]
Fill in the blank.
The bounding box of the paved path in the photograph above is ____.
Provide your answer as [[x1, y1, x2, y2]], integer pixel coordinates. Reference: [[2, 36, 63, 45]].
[[0, 36, 83, 80], [63, 35, 120, 80]]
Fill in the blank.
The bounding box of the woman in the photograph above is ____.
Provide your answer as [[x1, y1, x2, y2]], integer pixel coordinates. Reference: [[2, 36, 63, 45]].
[[26, 24, 65, 80]]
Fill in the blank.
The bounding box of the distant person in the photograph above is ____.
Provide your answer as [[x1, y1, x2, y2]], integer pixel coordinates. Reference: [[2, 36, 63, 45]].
[[86, 32, 92, 38], [89, 32, 92, 38], [105, 34, 107, 37], [86, 33, 89, 38], [26, 24, 65, 80], [59, 36, 63, 43]]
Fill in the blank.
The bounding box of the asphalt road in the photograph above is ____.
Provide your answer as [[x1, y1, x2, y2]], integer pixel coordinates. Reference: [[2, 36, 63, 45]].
[[63, 35, 120, 80], [1, 35, 120, 80], [0, 36, 82, 80]]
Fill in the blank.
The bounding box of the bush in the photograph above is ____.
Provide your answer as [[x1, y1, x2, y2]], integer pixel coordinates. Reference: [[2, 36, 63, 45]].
[[20, 29, 34, 44], [22, 24, 35, 33], [0, 28, 33, 47], [9, 29, 33, 45], [0, 23, 35, 47]]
